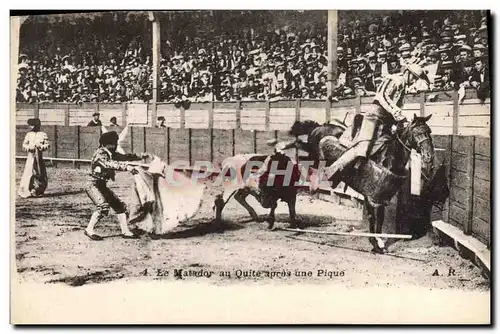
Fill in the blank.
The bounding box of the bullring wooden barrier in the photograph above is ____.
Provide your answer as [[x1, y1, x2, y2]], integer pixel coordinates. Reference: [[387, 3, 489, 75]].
[[431, 134, 491, 249], [15, 125, 283, 169], [15, 88, 490, 137]]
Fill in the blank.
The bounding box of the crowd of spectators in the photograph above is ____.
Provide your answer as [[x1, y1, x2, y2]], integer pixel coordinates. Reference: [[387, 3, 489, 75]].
[[16, 11, 490, 104]]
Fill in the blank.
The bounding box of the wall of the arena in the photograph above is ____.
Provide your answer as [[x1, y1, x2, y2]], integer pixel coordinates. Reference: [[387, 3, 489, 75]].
[[15, 125, 288, 169], [431, 134, 491, 249], [15, 88, 490, 137]]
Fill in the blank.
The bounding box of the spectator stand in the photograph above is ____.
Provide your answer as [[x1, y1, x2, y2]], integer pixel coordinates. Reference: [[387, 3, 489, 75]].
[[16, 11, 490, 106]]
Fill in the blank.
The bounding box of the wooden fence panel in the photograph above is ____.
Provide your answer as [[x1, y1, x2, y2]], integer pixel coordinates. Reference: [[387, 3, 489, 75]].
[[241, 102, 267, 130], [185, 108, 209, 129], [234, 129, 255, 155], [474, 136, 490, 250], [69, 103, 99, 126], [255, 131, 276, 156], [213, 107, 237, 129], [56, 126, 78, 159], [191, 129, 211, 164], [16, 108, 35, 125], [145, 128, 168, 162], [168, 128, 189, 164], [300, 108, 327, 124], [79, 126, 101, 160], [157, 104, 181, 128], [212, 129, 234, 168], [448, 136, 475, 234], [97, 103, 125, 127], [38, 104, 67, 126], [269, 107, 295, 130], [424, 102, 454, 135], [458, 101, 490, 137], [131, 127, 146, 154], [127, 103, 149, 125], [471, 136, 490, 246], [300, 100, 327, 124], [430, 135, 452, 222]]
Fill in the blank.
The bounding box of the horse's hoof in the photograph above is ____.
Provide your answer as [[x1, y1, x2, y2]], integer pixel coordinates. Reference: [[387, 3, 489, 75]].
[[371, 247, 386, 254], [266, 219, 275, 230], [288, 221, 304, 229], [376, 238, 386, 250]]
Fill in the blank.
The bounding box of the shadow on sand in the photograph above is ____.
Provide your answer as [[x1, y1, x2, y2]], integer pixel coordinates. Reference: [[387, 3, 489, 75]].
[[132, 219, 247, 240]]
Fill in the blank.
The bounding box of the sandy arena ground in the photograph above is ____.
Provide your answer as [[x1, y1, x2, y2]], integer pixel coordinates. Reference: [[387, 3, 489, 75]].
[[13, 164, 490, 292]]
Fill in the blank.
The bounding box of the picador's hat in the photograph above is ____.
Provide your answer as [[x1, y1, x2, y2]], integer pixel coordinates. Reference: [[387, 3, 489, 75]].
[[99, 131, 119, 146]]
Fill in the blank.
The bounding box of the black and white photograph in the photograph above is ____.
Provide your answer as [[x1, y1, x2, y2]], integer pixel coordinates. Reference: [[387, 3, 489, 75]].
[[9, 9, 491, 324]]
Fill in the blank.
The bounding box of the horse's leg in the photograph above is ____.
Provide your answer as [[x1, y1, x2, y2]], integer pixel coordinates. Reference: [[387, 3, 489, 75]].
[[234, 188, 259, 221], [374, 205, 387, 252], [366, 202, 378, 250], [366, 202, 385, 254]]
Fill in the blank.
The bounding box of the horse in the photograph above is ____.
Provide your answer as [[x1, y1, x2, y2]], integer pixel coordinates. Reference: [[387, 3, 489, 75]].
[[283, 114, 437, 253], [219, 150, 303, 230], [288, 119, 346, 168]]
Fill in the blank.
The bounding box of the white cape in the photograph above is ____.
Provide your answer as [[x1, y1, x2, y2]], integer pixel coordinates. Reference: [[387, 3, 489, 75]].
[[129, 156, 205, 235]]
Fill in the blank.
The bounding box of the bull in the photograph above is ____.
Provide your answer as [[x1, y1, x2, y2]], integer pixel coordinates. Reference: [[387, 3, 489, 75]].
[[217, 150, 304, 230]]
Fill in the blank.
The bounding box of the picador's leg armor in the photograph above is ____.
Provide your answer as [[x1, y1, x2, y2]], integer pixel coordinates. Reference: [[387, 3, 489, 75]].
[[323, 115, 379, 181]]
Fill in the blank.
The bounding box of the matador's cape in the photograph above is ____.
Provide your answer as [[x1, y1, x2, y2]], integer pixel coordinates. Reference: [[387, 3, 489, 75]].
[[128, 156, 206, 235], [101, 125, 205, 235]]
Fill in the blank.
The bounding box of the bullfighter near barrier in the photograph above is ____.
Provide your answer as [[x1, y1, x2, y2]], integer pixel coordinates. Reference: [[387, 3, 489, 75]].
[[10, 9, 491, 325]]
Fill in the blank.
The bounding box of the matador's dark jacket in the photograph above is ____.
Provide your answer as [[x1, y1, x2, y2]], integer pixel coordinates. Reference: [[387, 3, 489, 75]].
[[89, 147, 142, 182]]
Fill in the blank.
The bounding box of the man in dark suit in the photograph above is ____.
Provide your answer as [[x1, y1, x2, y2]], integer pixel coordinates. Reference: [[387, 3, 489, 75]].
[[87, 112, 102, 127], [365, 33, 379, 53], [455, 59, 474, 89], [471, 56, 489, 85], [470, 56, 490, 101]]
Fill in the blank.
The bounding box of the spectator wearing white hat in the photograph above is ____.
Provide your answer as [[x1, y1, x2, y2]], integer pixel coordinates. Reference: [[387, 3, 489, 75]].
[[399, 48, 412, 67], [473, 44, 487, 58], [454, 34, 467, 47], [457, 45, 473, 64]]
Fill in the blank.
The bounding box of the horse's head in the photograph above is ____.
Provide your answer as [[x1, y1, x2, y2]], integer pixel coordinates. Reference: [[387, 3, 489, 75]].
[[289, 120, 321, 137], [400, 113, 435, 176]]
